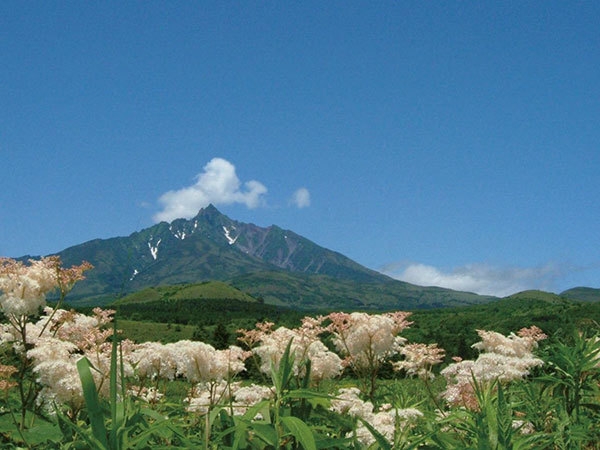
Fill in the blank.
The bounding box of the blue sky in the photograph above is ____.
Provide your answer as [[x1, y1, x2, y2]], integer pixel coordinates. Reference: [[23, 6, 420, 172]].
[[2, 2, 599, 297]]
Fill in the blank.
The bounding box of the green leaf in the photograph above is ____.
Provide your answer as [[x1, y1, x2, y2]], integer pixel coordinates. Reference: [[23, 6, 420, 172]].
[[77, 356, 109, 449], [249, 421, 278, 447], [285, 388, 332, 400], [109, 318, 120, 449], [242, 399, 272, 424], [272, 339, 295, 394], [228, 419, 250, 449], [0, 413, 17, 433], [21, 421, 63, 445], [301, 358, 312, 389], [496, 383, 514, 449], [314, 436, 355, 449], [281, 416, 317, 450], [55, 407, 109, 450]]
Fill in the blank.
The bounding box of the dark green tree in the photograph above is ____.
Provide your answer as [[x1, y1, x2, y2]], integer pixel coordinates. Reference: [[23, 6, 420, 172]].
[[213, 323, 230, 349], [191, 325, 210, 343]]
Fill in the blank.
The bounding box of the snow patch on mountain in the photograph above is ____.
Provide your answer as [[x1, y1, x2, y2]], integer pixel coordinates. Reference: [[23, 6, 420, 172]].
[[223, 226, 238, 245], [130, 269, 139, 281], [148, 238, 161, 260]]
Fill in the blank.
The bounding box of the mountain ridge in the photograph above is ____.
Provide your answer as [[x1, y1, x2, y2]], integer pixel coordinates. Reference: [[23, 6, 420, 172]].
[[560, 287, 600, 303], [33, 205, 496, 309]]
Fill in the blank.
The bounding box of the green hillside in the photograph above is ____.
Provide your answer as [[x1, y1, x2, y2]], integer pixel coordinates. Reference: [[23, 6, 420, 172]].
[[113, 281, 257, 305], [561, 286, 600, 303], [111, 282, 305, 334], [228, 271, 494, 310]]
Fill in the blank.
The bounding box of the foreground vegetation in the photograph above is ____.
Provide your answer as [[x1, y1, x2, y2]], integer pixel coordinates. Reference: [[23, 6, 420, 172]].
[[2, 257, 600, 449]]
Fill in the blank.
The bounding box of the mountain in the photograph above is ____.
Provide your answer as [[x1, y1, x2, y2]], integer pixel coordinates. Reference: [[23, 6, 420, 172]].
[[560, 287, 600, 303], [51, 205, 495, 309]]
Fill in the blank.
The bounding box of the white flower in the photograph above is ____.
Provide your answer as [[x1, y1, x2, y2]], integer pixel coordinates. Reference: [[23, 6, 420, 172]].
[[326, 312, 412, 372], [330, 387, 423, 446], [33, 356, 84, 409], [441, 327, 545, 409], [232, 383, 273, 416], [128, 386, 164, 403], [330, 387, 374, 418], [186, 380, 240, 414], [170, 341, 246, 383], [130, 341, 178, 380], [252, 326, 341, 382], [0, 257, 59, 318], [171, 340, 217, 383], [393, 342, 445, 379]]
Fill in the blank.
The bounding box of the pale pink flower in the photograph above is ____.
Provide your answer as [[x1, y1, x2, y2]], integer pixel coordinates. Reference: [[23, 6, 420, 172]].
[[24, 307, 126, 410], [0, 364, 18, 391], [517, 326, 548, 345], [393, 343, 445, 379], [330, 387, 374, 418], [186, 380, 241, 414], [330, 387, 423, 446], [248, 320, 342, 383], [129, 341, 178, 380], [441, 327, 545, 410], [231, 383, 274, 416], [0, 257, 91, 319], [237, 321, 274, 348], [170, 341, 247, 383], [325, 311, 412, 373], [128, 386, 164, 404]]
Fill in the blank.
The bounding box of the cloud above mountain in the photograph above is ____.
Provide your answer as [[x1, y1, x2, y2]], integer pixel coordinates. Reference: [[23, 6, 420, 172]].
[[381, 261, 567, 297], [153, 158, 267, 223], [290, 187, 311, 208]]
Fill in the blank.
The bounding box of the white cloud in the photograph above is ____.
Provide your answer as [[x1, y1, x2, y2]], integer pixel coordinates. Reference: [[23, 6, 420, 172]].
[[380, 261, 566, 297], [290, 187, 311, 208], [153, 158, 267, 222]]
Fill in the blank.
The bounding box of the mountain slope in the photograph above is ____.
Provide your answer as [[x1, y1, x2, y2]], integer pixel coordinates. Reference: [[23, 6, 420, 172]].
[[561, 287, 600, 303], [50, 205, 496, 309], [228, 271, 489, 310], [112, 281, 258, 306]]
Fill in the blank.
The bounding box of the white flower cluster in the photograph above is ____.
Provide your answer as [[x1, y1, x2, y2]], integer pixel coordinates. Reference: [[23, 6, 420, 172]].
[[128, 340, 248, 384], [186, 380, 235, 414], [330, 387, 423, 446], [0, 258, 58, 317], [128, 341, 179, 381], [173, 341, 247, 383], [0, 303, 253, 411], [185, 380, 273, 416], [326, 312, 412, 372], [441, 327, 546, 410], [28, 337, 84, 408], [393, 342, 446, 380], [128, 386, 164, 404], [248, 318, 343, 383], [2, 307, 125, 410], [232, 383, 274, 413], [0, 257, 91, 320]]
